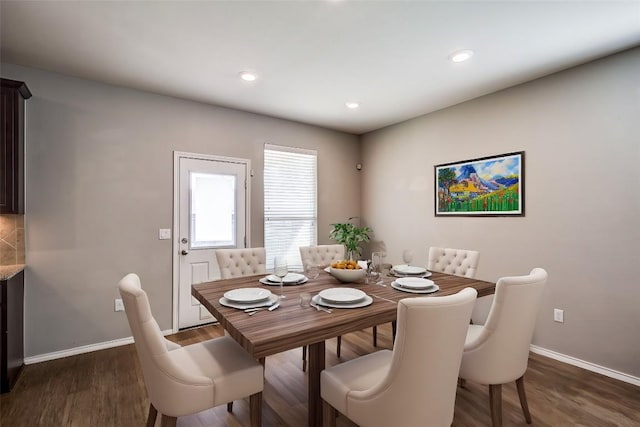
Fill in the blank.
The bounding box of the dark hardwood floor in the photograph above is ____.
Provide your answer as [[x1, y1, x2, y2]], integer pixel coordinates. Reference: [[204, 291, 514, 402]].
[[1, 324, 638, 426]]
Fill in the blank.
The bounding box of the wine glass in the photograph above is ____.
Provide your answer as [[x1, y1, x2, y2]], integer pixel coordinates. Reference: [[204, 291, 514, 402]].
[[402, 249, 413, 266], [274, 256, 288, 299]]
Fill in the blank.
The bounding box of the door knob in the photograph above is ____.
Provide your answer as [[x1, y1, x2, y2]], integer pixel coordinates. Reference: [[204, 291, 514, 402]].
[[181, 250, 189, 255]]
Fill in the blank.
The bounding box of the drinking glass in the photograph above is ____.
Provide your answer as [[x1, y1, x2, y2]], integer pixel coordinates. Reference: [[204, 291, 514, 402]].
[[274, 256, 288, 299], [372, 252, 384, 273], [304, 262, 320, 280], [402, 249, 413, 266], [299, 292, 312, 307], [371, 252, 385, 285]]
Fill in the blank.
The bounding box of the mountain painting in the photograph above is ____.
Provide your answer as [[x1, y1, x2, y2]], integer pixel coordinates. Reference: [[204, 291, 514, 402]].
[[434, 152, 525, 216]]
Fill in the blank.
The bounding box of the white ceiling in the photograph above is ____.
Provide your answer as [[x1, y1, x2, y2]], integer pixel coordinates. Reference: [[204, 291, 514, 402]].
[[1, 1, 639, 135]]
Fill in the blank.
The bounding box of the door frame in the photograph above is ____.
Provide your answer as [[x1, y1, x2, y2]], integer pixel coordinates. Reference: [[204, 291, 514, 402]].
[[172, 151, 252, 332]]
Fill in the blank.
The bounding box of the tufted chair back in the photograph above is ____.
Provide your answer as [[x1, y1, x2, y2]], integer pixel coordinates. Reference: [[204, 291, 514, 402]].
[[428, 246, 480, 278], [216, 248, 267, 279], [299, 244, 345, 267]]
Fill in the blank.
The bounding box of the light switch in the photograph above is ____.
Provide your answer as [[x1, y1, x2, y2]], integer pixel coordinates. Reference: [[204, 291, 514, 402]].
[[158, 228, 172, 240], [554, 308, 564, 323]]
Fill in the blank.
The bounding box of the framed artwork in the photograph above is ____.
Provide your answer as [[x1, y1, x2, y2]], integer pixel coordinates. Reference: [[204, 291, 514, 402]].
[[435, 151, 525, 217]]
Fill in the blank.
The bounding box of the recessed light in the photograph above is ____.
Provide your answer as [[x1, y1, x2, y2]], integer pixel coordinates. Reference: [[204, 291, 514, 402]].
[[345, 101, 360, 109], [239, 71, 257, 82], [449, 49, 474, 63]]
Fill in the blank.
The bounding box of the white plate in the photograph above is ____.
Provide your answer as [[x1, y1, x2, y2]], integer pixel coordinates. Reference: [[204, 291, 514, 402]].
[[259, 276, 308, 286], [393, 264, 427, 275], [223, 287, 272, 303], [395, 277, 435, 290], [219, 294, 280, 310], [391, 281, 439, 294], [312, 294, 373, 309], [319, 287, 367, 304], [265, 272, 306, 284]]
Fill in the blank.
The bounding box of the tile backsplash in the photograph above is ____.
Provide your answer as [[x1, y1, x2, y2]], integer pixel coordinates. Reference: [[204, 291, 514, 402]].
[[0, 215, 25, 265]]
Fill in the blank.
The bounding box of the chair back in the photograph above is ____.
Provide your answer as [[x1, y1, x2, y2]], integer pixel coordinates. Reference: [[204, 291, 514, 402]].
[[460, 268, 548, 384], [216, 247, 266, 279], [428, 246, 480, 278], [299, 244, 345, 267], [118, 274, 213, 414], [348, 288, 477, 426]]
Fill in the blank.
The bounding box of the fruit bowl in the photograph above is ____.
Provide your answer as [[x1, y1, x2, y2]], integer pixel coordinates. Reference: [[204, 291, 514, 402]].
[[329, 267, 366, 283]]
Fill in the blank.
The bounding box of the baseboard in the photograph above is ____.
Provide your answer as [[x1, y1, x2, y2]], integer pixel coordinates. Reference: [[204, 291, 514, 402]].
[[530, 344, 640, 387], [24, 329, 173, 365]]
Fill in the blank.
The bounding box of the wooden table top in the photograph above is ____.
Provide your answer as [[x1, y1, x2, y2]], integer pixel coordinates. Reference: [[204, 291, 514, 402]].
[[192, 270, 495, 359]]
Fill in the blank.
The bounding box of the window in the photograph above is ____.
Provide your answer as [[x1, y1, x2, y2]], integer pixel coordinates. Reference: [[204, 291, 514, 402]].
[[264, 144, 317, 271], [190, 172, 236, 248]]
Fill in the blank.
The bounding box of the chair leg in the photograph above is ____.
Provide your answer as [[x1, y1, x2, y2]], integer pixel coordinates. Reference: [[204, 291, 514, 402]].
[[227, 402, 233, 412], [302, 345, 307, 372], [146, 403, 158, 427], [323, 400, 337, 427], [250, 391, 262, 427], [516, 375, 532, 424], [336, 336, 342, 358], [458, 378, 466, 388], [372, 325, 378, 347], [489, 384, 502, 427], [160, 415, 177, 427]]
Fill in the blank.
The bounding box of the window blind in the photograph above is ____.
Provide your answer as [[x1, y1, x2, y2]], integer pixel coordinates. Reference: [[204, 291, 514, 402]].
[[264, 143, 317, 271]]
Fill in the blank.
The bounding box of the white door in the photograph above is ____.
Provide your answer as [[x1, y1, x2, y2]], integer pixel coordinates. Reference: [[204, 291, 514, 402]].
[[174, 153, 249, 329]]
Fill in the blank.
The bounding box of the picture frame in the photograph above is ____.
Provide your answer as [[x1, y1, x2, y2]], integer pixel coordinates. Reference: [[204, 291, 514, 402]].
[[435, 151, 525, 217]]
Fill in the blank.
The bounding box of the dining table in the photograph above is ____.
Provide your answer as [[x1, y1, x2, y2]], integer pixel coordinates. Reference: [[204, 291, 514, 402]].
[[192, 269, 495, 427]]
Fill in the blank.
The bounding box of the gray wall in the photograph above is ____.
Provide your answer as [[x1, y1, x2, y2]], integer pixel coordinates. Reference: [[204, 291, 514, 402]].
[[2, 63, 360, 357], [360, 48, 640, 377]]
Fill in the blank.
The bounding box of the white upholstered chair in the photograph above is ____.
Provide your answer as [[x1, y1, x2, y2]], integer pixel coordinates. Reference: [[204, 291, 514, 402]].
[[298, 245, 346, 370], [321, 288, 478, 427], [428, 246, 480, 278], [216, 247, 267, 279], [118, 273, 264, 427], [459, 268, 548, 427]]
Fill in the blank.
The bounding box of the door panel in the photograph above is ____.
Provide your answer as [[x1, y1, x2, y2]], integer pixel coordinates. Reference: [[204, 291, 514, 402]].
[[176, 155, 248, 329], [190, 262, 210, 304]]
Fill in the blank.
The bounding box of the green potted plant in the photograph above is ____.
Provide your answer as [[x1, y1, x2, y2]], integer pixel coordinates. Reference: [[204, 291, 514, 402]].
[[329, 222, 372, 261]]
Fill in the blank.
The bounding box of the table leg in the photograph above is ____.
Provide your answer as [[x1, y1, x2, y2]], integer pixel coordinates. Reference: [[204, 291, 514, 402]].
[[308, 340, 326, 427]]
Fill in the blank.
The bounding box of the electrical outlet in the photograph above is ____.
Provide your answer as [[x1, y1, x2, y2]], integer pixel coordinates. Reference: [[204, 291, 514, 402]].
[[554, 308, 564, 323], [115, 298, 125, 312]]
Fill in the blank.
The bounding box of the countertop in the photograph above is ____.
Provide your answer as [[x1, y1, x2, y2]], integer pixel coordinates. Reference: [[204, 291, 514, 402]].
[[0, 265, 25, 281]]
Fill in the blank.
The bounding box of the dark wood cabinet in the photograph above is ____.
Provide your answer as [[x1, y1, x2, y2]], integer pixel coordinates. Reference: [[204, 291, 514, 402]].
[[1, 79, 31, 214], [1, 270, 24, 393]]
